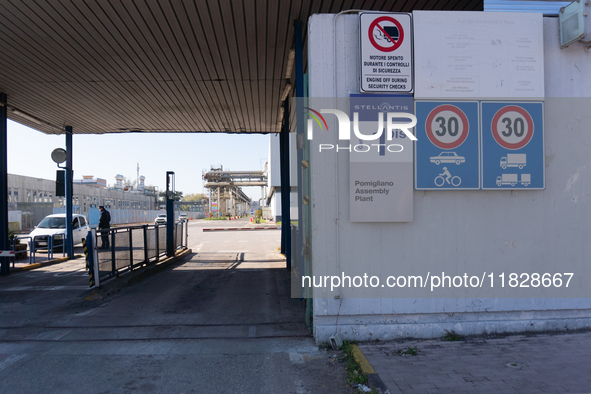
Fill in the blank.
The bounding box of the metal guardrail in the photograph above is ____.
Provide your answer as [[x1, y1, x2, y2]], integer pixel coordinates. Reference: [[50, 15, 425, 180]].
[[95, 221, 188, 283], [8, 234, 67, 267], [6, 221, 187, 278]]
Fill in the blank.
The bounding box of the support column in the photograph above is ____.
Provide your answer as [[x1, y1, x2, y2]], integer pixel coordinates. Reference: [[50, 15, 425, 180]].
[[166, 171, 174, 257], [295, 20, 305, 284], [65, 126, 74, 259], [0, 93, 8, 276], [280, 99, 291, 270]]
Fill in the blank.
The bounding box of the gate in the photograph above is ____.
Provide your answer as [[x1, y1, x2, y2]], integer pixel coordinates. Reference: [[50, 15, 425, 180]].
[[93, 221, 187, 284]]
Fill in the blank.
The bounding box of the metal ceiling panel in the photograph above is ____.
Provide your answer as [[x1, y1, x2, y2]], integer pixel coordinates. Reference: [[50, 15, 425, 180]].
[[0, 0, 482, 135]]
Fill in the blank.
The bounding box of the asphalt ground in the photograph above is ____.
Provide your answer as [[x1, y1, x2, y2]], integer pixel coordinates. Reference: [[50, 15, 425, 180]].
[[7, 245, 84, 269], [0, 219, 353, 394], [358, 331, 591, 393]]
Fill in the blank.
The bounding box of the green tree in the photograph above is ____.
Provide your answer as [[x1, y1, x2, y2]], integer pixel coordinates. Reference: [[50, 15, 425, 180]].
[[183, 193, 207, 202], [158, 191, 183, 201], [179, 193, 208, 211]]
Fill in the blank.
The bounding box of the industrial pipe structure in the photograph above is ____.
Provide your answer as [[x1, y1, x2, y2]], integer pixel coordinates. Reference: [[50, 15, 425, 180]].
[[203, 166, 267, 217], [203, 171, 267, 186], [204, 182, 266, 187]]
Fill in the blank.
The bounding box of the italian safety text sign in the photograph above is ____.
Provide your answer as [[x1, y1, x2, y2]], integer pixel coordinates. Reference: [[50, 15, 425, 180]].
[[360, 13, 413, 93], [481, 102, 545, 190], [415, 101, 480, 190]]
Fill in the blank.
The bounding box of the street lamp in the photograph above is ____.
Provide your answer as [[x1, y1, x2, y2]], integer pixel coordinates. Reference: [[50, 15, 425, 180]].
[[51, 148, 67, 167], [51, 148, 67, 198], [51, 145, 73, 258]]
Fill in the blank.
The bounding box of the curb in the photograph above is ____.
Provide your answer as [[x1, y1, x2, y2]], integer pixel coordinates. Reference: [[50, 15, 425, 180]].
[[203, 227, 279, 231], [9, 255, 84, 273], [352, 344, 391, 394], [83, 248, 192, 301]]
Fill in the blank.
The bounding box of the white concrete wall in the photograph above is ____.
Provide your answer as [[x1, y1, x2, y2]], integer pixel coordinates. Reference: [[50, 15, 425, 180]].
[[308, 14, 591, 343], [268, 133, 298, 188], [268, 132, 299, 222], [8, 210, 21, 231], [269, 190, 299, 222], [268, 134, 281, 188]]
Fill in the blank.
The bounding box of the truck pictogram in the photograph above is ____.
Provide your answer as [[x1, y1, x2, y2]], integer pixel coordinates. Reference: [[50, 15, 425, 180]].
[[496, 174, 518, 187], [500, 154, 526, 169]]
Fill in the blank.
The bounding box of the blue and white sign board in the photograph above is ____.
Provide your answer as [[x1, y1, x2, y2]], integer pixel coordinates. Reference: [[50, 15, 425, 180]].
[[481, 102, 544, 190], [415, 101, 480, 190]]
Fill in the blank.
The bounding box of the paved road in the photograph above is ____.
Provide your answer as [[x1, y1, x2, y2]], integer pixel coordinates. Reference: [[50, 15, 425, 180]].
[[0, 219, 351, 394], [359, 332, 591, 393]]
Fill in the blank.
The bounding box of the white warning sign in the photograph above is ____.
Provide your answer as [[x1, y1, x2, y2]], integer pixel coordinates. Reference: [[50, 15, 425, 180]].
[[360, 13, 413, 93]]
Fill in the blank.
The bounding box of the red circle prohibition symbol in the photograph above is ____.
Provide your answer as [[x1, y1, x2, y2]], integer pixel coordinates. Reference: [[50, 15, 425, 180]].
[[425, 105, 470, 150], [491, 105, 534, 150], [368, 16, 404, 52]]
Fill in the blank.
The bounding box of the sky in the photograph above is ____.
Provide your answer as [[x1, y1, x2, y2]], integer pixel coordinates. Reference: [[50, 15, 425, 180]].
[[7, 120, 270, 201]]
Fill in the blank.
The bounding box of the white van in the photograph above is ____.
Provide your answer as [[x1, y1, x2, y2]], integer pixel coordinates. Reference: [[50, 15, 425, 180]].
[[28, 213, 90, 249]]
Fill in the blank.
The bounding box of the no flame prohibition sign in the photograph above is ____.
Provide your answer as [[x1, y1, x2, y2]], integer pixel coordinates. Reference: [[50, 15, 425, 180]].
[[360, 13, 413, 93]]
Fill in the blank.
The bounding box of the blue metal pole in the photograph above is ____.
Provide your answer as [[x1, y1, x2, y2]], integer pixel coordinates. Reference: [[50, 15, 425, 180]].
[[0, 93, 8, 276], [166, 198, 174, 256], [280, 128, 285, 254], [280, 99, 291, 270], [295, 21, 305, 282], [65, 126, 74, 259], [166, 171, 174, 257]]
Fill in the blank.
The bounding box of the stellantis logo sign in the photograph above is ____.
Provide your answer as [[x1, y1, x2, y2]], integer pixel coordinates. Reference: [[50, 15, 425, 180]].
[[304, 107, 417, 152]]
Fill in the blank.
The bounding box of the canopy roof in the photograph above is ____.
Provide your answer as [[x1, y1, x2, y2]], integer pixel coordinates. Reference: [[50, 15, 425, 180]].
[[0, 0, 481, 135]]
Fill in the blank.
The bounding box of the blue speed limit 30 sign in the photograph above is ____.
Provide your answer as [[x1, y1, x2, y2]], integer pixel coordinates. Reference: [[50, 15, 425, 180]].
[[481, 102, 544, 190], [415, 101, 480, 190]]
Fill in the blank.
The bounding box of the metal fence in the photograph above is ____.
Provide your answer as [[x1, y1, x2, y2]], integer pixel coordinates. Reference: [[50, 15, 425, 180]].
[[6, 221, 187, 276], [95, 221, 187, 283], [50, 208, 205, 227], [6, 234, 68, 267], [11, 203, 55, 231]]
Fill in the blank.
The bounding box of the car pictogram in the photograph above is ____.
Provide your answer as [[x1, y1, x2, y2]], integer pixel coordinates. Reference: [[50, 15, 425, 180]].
[[429, 151, 465, 165]]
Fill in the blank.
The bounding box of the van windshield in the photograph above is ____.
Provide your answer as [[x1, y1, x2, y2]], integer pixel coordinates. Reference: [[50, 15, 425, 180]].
[[38, 217, 66, 229]]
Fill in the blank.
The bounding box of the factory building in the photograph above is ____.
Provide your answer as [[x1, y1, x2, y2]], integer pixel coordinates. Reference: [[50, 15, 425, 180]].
[[7, 173, 158, 230]]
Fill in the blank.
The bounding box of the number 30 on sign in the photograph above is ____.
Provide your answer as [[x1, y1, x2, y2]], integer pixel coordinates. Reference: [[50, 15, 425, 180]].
[[425, 104, 470, 150], [491, 105, 534, 150]]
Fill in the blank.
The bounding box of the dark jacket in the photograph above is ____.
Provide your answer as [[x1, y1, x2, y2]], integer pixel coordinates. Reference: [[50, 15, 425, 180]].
[[99, 209, 111, 229]]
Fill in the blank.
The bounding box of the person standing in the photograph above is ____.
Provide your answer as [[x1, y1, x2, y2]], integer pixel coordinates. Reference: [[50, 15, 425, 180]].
[[98, 206, 111, 249]]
